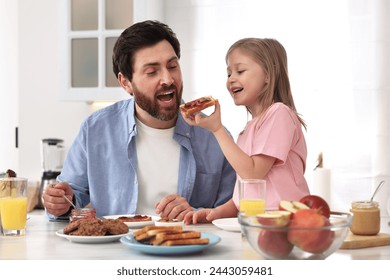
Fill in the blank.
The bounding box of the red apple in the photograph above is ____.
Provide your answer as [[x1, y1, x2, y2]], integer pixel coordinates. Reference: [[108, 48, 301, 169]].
[[287, 209, 334, 254], [279, 200, 310, 214], [257, 229, 294, 258], [299, 195, 331, 218], [256, 211, 291, 227]]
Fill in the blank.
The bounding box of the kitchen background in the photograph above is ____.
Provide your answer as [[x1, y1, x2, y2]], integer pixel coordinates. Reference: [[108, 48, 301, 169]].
[[0, 0, 389, 214]]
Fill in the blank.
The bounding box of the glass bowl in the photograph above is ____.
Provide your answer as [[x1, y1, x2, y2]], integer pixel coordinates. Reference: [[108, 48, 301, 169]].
[[238, 211, 352, 260]]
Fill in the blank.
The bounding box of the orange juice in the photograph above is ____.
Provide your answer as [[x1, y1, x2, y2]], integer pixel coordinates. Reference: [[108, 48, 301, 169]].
[[0, 197, 27, 230], [240, 199, 266, 216]]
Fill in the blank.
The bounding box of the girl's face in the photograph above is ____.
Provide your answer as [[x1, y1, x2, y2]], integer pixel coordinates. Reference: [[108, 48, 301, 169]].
[[226, 48, 268, 117]]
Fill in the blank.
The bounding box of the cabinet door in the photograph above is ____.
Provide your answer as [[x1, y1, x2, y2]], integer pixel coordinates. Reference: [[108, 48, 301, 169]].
[[59, 0, 133, 101]]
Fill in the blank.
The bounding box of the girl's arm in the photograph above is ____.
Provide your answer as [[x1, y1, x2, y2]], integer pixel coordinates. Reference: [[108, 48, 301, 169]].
[[184, 199, 238, 224], [185, 100, 275, 179], [212, 126, 275, 179]]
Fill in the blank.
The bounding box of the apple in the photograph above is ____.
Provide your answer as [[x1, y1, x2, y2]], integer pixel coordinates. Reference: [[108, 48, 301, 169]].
[[279, 200, 309, 214], [299, 195, 331, 218], [287, 209, 334, 254], [257, 229, 294, 258], [256, 211, 291, 227]]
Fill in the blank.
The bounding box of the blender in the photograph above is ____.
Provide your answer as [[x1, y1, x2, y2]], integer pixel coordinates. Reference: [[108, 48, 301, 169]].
[[37, 138, 64, 208]]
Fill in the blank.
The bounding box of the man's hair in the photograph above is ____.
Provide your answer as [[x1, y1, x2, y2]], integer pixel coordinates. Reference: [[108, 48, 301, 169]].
[[112, 20, 181, 81]]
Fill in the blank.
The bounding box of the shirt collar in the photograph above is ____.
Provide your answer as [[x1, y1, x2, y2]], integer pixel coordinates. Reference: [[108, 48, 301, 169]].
[[127, 98, 137, 135]]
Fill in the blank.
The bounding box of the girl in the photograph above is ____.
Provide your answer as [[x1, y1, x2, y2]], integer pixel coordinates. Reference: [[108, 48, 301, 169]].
[[182, 38, 310, 224]]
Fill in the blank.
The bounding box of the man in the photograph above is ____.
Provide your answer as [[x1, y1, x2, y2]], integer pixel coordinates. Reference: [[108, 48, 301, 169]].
[[43, 20, 235, 220]]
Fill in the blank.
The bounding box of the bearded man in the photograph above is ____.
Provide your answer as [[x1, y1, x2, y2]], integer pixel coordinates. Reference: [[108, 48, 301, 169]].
[[43, 20, 235, 220]]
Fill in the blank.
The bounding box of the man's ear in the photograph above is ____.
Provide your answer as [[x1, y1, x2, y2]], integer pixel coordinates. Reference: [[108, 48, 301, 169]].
[[118, 72, 133, 95]]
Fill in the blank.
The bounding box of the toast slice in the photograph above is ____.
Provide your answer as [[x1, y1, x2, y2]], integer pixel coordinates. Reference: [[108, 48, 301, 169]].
[[151, 231, 201, 246], [133, 226, 160, 237], [160, 238, 209, 246], [133, 225, 182, 237], [180, 96, 216, 118], [134, 226, 183, 242]]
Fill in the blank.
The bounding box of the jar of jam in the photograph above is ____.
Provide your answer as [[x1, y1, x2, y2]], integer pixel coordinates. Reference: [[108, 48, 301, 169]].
[[70, 208, 96, 222], [350, 201, 380, 235]]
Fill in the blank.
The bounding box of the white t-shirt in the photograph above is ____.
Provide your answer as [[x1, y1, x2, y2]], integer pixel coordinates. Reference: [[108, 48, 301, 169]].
[[134, 118, 180, 215]]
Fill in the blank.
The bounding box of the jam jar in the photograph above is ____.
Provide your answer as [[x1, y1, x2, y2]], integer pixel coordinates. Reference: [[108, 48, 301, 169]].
[[350, 200, 380, 235], [70, 208, 96, 222]]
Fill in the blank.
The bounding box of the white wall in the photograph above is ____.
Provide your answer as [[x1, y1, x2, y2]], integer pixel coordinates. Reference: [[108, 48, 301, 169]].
[[0, 0, 19, 172], [17, 0, 93, 183]]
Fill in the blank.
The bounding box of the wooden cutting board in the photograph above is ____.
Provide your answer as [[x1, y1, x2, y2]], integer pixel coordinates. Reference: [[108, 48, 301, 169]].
[[340, 232, 390, 249]]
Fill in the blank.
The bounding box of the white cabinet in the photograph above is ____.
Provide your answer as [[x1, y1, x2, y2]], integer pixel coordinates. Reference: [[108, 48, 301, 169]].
[[59, 0, 134, 101]]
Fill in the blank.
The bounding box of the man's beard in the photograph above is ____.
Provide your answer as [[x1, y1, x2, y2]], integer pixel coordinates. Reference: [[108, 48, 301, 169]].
[[132, 83, 182, 121]]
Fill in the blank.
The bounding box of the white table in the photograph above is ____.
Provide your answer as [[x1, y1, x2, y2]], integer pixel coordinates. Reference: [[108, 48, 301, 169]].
[[1, 210, 390, 260]]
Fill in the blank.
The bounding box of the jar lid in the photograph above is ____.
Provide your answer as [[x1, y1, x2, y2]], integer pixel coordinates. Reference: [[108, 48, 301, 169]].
[[351, 200, 379, 209]]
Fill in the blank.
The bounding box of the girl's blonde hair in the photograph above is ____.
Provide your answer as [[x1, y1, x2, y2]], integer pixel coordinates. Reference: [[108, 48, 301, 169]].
[[226, 38, 306, 129]]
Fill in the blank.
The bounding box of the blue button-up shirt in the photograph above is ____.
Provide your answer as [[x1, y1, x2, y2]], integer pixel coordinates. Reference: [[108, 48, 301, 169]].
[[54, 98, 236, 217]]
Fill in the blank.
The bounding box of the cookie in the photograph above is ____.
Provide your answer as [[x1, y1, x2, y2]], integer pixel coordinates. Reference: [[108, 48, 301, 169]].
[[103, 219, 129, 235], [68, 218, 106, 236], [63, 219, 83, 234]]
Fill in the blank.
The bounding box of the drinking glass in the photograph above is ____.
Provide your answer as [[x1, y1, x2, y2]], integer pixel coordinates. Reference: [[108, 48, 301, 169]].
[[239, 179, 266, 216], [0, 177, 28, 236]]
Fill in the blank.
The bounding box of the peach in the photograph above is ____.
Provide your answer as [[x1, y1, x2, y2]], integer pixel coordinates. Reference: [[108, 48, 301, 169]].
[[256, 211, 291, 227], [299, 195, 331, 218], [279, 200, 309, 215], [287, 209, 334, 254], [257, 229, 294, 258]]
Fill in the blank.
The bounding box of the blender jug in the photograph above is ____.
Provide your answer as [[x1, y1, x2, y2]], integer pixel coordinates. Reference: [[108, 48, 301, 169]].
[[37, 138, 64, 208]]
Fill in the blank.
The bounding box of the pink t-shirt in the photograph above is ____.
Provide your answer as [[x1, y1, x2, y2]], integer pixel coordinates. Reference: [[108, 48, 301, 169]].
[[232, 102, 310, 210]]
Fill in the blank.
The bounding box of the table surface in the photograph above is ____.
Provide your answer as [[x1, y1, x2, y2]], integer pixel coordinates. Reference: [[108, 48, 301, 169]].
[[1, 210, 390, 260]]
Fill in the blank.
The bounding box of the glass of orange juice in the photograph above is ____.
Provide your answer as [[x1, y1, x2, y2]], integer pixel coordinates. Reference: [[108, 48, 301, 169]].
[[239, 179, 266, 216], [0, 177, 28, 236]]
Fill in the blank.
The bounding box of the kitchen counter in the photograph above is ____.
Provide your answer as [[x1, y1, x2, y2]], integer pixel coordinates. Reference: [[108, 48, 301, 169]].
[[0, 210, 390, 260]]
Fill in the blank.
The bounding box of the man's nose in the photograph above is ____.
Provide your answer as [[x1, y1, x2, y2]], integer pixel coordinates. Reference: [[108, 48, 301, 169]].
[[160, 69, 174, 86]]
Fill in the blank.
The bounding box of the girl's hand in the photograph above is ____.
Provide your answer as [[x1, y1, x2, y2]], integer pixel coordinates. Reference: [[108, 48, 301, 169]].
[[181, 100, 223, 133], [184, 208, 217, 224]]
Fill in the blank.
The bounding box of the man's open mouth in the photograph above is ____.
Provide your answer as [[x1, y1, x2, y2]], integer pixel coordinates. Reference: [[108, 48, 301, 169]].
[[157, 89, 175, 102]]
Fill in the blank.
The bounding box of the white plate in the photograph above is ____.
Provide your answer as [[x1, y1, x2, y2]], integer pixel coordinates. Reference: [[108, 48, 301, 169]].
[[154, 219, 184, 227], [102, 215, 159, 228], [212, 217, 241, 232], [56, 230, 129, 244], [120, 233, 220, 255]]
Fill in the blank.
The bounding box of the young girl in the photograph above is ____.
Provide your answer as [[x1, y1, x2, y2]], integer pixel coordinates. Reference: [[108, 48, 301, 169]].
[[182, 38, 310, 224]]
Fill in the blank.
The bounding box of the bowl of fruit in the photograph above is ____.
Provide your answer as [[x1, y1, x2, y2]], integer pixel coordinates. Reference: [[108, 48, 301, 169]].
[[238, 195, 352, 260]]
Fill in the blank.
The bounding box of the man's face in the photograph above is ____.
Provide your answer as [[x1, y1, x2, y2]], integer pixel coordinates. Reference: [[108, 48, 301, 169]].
[[129, 40, 183, 122]]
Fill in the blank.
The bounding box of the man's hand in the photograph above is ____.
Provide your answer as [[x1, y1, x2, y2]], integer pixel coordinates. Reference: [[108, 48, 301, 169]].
[[43, 181, 74, 216], [155, 194, 192, 221]]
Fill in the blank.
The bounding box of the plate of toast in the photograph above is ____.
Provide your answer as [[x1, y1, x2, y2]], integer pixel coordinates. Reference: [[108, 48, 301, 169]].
[[120, 225, 221, 255]]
